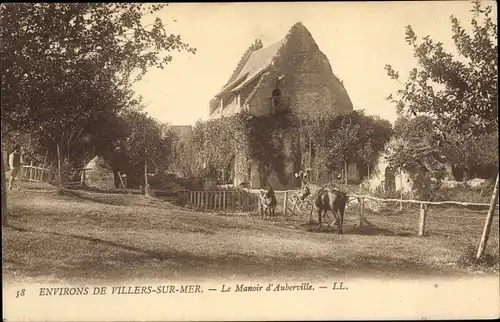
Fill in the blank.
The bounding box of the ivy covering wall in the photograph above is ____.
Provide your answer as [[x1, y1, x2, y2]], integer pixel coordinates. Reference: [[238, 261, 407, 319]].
[[189, 109, 393, 187]]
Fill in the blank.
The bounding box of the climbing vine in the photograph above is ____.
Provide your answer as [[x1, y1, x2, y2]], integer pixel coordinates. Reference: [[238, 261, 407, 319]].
[[192, 109, 295, 185], [191, 108, 393, 186]]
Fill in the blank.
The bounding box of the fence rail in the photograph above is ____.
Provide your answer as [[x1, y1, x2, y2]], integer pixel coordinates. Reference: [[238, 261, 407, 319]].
[[347, 194, 499, 208], [187, 190, 260, 213], [21, 165, 53, 182], [19, 164, 94, 186], [186, 187, 498, 239]]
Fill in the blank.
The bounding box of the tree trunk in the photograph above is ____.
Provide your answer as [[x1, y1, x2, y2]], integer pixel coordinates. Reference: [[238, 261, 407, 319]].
[[57, 143, 64, 188], [308, 139, 312, 169], [399, 168, 404, 211], [344, 160, 348, 185], [42, 150, 48, 169], [144, 161, 149, 196], [367, 163, 370, 179], [1, 150, 7, 226], [476, 172, 499, 259]]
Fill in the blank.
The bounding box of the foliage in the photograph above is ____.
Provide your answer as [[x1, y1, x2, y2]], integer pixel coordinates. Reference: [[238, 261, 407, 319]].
[[357, 115, 394, 169], [386, 115, 449, 199], [443, 130, 498, 179], [385, 0, 498, 139], [119, 110, 177, 185], [170, 137, 205, 180], [384, 0, 498, 199], [188, 108, 392, 187], [0, 3, 196, 168], [387, 113, 498, 199], [387, 116, 441, 170], [189, 110, 294, 186], [431, 183, 492, 204], [296, 110, 393, 174], [388, 113, 498, 176]]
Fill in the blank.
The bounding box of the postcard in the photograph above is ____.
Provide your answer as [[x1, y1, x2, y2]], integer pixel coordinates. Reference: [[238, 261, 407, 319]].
[[2, 1, 499, 321]]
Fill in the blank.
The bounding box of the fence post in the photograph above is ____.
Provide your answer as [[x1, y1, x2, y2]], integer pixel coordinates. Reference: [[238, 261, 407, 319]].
[[284, 191, 288, 217], [399, 169, 403, 211], [81, 159, 86, 186], [231, 192, 235, 214], [358, 197, 365, 227], [418, 203, 428, 236], [144, 162, 149, 196], [29, 161, 34, 181], [477, 172, 499, 259], [244, 192, 248, 212]]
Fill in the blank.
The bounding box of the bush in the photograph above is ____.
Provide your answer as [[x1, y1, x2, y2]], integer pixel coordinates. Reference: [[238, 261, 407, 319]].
[[431, 184, 492, 203]]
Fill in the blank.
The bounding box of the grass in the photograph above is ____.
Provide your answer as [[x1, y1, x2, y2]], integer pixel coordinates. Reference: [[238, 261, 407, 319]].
[[3, 182, 499, 284]]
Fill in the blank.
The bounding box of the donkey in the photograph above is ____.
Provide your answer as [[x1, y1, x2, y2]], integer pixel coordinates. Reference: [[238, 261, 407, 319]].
[[297, 182, 348, 234], [259, 184, 277, 221]]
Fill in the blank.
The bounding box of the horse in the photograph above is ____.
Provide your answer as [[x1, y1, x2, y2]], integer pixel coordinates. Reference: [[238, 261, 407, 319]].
[[297, 181, 348, 234], [259, 185, 277, 221]]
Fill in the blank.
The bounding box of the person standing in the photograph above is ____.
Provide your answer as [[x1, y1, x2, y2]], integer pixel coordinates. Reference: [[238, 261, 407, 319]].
[[8, 145, 22, 190], [110, 146, 129, 189]]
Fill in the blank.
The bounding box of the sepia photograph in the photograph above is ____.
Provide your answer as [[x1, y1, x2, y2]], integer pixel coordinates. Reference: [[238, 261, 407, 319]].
[[1, 1, 499, 321]]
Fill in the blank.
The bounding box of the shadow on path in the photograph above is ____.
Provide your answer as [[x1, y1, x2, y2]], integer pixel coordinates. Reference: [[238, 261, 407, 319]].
[[56, 189, 128, 206], [3, 224, 469, 283]]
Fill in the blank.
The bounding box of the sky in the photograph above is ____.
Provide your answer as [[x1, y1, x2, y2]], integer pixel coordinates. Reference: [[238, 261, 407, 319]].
[[132, 1, 497, 126]]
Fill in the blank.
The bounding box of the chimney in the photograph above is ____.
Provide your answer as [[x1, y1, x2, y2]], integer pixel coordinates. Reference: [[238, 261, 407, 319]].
[[254, 39, 263, 51]]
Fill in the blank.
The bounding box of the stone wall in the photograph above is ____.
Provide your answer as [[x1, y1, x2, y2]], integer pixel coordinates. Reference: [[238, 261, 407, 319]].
[[249, 23, 353, 117], [243, 24, 354, 189], [209, 23, 355, 189], [364, 154, 414, 193]]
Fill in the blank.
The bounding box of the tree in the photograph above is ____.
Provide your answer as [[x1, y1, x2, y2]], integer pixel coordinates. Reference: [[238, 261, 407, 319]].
[[170, 137, 204, 179], [385, 0, 497, 138], [120, 110, 177, 186], [384, 0, 498, 258], [1, 3, 195, 156], [441, 130, 498, 180], [327, 117, 360, 183], [387, 115, 449, 199], [1, 152, 6, 226], [0, 3, 196, 224], [297, 110, 392, 183], [356, 115, 393, 178]]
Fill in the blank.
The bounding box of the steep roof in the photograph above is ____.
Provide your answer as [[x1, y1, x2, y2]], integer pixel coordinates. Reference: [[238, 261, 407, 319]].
[[210, 22, 353, 115], [216, 38, 286, 97]]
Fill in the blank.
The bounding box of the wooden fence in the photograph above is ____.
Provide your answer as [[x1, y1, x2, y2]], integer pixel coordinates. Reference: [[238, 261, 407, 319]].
[[19, 163, 92, 187], [187, 190, 260, 213], [349, 194, 499, 237], [187, 187, 498, 238], [21, 164, 54, 182]]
